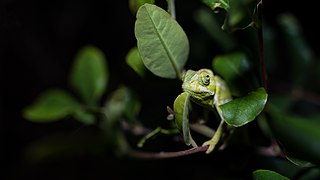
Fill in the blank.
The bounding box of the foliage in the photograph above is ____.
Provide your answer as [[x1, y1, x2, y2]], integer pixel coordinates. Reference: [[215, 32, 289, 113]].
[[21, 0, 320, 179]]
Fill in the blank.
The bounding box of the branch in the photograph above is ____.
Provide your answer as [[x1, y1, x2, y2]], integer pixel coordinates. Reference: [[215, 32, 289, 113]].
[[127, 145, 209, 159]]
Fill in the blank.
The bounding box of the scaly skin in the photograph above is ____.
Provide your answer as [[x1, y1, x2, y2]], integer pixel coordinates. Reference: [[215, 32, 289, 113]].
[[178, 69, 232, 153]]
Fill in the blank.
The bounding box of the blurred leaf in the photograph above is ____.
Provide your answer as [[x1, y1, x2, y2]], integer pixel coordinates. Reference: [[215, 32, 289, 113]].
[[193, 7, 235, 51], [220, 87, 268, 127], [202, 0, 230, 12], [126, 46, 146, 77], [73, 108, 96, 125], [104, 85, 141, 126], [252, 169, 289, 180], [24, 133, 106, 163], [135, 4, 189, 79], [70, 45, 109, 106], [129, 0, 155, 14], [267, 104, 320, 165], [286, 156, 315, 168], [213, 52, 256, 96], [222, 0, 259, 32], [203, 0, 259, 32], [23, 89, 79, 123], [278, 13, 314, 86]]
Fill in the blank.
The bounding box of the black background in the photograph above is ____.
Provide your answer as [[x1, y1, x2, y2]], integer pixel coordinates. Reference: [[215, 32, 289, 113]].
[[2, 0, 319, 179]]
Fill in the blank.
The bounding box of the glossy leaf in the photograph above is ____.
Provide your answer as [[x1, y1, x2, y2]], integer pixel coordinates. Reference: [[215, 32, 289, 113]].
[[220, 87, 268, 127], [213, 52, 255, 96], [135, 4, 189, 79], [70, 45, 108, 105], [23, 89, 79, 123], [267, 105, 320, 165], [252, 169, 289, 180], [126, 47, 146, 77]]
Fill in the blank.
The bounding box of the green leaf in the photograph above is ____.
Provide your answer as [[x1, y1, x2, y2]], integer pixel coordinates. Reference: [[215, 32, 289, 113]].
[[173, 92, 194, 146], [73, 108, 96, 125], [202, 0, 230, 12], [70, 45, 108, 106], [286, 156, 315, 168], [135, 4, 189, 79], [267, 105, 320, 165], [129, 0, 155, 14], [23, 89, 79, 123], [203, 0, 259, 32], [220, 87, 268, 127], [252, 169, 289, 180], [126, 47, 146, 77], [213, 52, 257, 96], [104, 86, 141, 126]]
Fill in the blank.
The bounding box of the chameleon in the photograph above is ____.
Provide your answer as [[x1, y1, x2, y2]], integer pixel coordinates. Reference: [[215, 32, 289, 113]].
[[173, 68, 233, 154]]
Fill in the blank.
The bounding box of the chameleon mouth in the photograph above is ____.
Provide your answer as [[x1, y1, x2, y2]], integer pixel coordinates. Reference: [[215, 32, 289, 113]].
[[182, 86, 214, 100]]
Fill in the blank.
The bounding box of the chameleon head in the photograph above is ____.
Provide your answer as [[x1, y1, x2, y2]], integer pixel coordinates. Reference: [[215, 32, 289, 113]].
[[182, 69, 216, 105]]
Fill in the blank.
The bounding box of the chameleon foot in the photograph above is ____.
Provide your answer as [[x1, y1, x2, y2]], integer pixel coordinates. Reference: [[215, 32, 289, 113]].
[[202, 140, 217, 154], [202, 120, 225, 154]]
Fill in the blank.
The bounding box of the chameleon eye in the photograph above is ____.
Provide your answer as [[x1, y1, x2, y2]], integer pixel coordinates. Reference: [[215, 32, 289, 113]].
[[202, 74, 210, 86]]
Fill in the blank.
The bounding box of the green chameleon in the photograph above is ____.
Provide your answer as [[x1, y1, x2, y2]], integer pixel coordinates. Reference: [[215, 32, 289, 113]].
[[173, 68, 232, 154]]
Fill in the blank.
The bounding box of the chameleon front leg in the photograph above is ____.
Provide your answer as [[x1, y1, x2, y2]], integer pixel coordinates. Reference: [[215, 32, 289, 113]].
[[202, 119, 224, 154]]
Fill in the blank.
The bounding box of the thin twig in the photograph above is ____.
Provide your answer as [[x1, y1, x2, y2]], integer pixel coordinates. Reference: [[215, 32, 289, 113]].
[[127, 145, 209, 159]]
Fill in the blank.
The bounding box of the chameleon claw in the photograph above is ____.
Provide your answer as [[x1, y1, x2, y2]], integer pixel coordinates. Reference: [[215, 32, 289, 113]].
[[202, 140, 216, 154]]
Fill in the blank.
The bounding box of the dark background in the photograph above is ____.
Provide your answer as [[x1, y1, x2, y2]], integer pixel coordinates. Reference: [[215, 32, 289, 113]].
[[1, 0, 318, 179]]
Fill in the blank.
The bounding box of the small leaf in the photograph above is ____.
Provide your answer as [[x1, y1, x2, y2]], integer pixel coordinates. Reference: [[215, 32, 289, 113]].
[[252, 169, 289, 180], [213, 52, 257, 96], [104, 86, 140, 126], [73, 108, 96, 125], [23, 89, 79, 123], [220, 87, 268, 127], [126, 47, 146, 77], [70, 45, 108, 106], [135, 4, 189, 79]]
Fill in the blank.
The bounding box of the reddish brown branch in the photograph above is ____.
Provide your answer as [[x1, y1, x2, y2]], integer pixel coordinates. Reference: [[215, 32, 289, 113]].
[[127, 145, 209, 159]]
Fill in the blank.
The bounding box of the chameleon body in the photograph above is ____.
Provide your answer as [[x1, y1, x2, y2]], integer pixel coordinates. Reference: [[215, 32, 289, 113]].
[[174, 69, 232, 153]]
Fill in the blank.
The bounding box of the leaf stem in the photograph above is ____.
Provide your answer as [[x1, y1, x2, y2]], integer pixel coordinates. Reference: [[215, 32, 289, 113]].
[[167, 0, 176, 20]]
